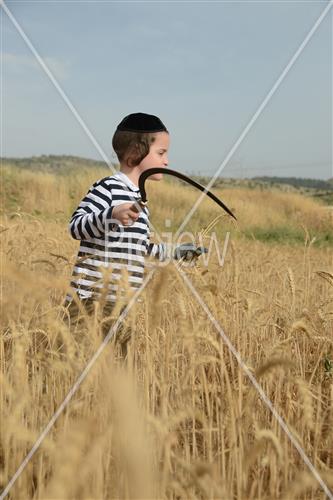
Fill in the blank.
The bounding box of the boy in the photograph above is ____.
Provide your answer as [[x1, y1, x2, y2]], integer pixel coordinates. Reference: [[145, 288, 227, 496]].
[[64, 113, 172, 343], [64, 112, 204, 346]]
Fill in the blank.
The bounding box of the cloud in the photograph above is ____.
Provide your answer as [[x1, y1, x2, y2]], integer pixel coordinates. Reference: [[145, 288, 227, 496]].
[[3, 52, 70, 81]]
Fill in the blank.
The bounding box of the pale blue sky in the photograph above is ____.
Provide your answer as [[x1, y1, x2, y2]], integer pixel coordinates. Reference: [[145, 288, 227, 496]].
[[2, 1, 332, 179]]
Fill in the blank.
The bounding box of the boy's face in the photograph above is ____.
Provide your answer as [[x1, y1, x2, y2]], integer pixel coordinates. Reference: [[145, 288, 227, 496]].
[[138, 132, 170, 181]]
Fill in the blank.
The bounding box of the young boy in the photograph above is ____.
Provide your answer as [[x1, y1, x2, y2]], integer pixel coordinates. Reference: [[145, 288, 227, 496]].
[[64, 112, 205, 347], [64, 113, 171, 342]]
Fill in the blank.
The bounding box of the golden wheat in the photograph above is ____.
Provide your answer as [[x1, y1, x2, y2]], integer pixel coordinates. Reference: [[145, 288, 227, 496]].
[[1, 169, 333, 499]]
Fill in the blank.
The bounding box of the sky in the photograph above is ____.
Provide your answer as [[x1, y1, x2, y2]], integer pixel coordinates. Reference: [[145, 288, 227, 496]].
[[2, 0, 332, 179]]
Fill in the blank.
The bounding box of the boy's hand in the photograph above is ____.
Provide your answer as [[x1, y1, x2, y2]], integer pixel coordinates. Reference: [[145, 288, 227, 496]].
[[112, 202, 141, 226], [174, 243, 208, 261]]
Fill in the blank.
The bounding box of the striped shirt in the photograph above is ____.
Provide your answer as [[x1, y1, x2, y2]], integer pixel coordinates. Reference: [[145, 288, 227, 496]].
[[67, 172, 166, 303]]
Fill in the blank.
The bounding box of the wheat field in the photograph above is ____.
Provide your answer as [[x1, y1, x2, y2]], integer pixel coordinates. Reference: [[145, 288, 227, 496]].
[[1, 166, 333, 499]]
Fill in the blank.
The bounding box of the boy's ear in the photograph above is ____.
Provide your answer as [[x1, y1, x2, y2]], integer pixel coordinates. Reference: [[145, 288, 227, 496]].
[[125, 146, 141, 167], [125, 155, 136, 168]]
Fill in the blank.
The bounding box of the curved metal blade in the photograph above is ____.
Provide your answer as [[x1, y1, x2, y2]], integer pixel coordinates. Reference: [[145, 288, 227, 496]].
[[138, 167, 237, 220]]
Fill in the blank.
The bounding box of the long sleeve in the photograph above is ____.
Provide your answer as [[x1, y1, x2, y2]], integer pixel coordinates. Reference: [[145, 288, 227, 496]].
[[69, 177, 113, 240], [147, 242, 173, 261]]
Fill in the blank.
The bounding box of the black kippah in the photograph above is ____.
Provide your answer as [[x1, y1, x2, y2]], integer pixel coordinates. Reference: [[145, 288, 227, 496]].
[[116, 112, 167, 133]]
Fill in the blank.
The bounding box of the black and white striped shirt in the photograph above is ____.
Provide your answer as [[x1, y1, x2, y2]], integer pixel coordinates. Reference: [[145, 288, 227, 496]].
[[67, 172, 166, 303]]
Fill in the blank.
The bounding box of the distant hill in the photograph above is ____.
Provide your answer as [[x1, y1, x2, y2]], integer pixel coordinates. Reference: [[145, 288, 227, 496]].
[[2, 155, 331, 184], [2, 155, 333, 204], [252, 176, 333, 191], [196, 174, 333, 205], [1, 155, 112, 175]]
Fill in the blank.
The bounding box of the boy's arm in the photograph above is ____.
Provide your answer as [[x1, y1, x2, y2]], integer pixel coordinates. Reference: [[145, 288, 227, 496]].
[[147, 242, 171, 261], [69, 178, 113, 240], [147, 242, 208, 262]]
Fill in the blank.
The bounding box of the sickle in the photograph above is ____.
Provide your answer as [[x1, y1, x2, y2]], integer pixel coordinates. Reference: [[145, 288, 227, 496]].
[[138, 167, 237, 220]]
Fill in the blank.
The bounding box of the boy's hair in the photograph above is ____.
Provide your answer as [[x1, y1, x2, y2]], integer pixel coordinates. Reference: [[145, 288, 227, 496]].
[[112, 131, 157, 168]]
